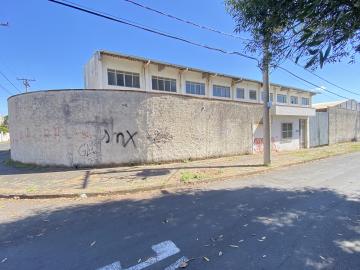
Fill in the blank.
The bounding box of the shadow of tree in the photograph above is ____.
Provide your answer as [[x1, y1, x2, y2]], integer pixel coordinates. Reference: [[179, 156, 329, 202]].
[[0, 187, 359, 269]]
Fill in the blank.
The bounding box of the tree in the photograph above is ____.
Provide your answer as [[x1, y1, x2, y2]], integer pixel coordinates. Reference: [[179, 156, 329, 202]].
[[225, 0, 299, 165], [293, 0, 360, 68], [3, 115, 8, 127]]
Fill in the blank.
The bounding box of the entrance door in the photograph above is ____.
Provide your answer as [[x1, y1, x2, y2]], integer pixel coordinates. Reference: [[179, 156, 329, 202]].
[[299, 119, 307, 148]]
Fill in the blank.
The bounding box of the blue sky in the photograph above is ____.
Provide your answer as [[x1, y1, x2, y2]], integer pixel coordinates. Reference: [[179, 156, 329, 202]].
[[1, 0, 359, 116]]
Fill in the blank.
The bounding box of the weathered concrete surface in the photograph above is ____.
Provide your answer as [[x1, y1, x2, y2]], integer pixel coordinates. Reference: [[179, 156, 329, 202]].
[[8, 89, 262, 167], [328, 107, 360, 144]]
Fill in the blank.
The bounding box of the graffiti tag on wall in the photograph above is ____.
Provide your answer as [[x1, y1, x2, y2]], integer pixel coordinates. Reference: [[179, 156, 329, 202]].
[[103, 129, 138, 148], [253, 137, 279, 153]]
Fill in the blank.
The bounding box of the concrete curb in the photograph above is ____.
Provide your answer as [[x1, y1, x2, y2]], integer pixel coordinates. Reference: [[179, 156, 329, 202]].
[[0, 151, 358, 200]]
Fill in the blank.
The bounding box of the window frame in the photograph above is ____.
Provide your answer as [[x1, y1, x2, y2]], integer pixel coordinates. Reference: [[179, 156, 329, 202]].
[[186, 81, 206, 96], [213, 85, 231, 98], [249, 90, 257, 101], [301, 97, 310, 106], [277, 94, 287, 104], [152, 76, 177, 93], [281, 123, 293, 140], [236, 88, 245, 99], [107, 69, 140, 88], [290, 96, 298, 105]]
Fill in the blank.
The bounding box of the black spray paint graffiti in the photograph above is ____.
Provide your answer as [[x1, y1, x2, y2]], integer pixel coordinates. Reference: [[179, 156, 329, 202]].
[[103, 129, 138, 148], [78, 140, 101, 157]]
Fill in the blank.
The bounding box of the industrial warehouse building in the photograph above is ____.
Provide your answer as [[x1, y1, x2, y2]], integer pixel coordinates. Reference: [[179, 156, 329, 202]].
[[9, 50, 316, 167], [85, 51, 316, 152]]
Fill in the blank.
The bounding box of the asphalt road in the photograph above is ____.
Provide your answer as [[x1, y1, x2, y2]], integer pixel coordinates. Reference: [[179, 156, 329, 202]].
[[1, 152, 360, 270]]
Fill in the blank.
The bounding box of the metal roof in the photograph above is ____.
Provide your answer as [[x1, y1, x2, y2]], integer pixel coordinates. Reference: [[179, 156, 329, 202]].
[[98, 50, 318, 95]]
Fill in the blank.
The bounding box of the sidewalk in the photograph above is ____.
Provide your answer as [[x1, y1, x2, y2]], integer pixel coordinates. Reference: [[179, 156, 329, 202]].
[[0, 142, 359, 198]]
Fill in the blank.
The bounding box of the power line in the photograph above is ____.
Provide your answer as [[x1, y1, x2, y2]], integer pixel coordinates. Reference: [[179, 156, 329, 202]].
[[276, 66, 349, 99], [0, 70, 21, 93], [122, 0, 251, 41], [290, 60, 360, 97], [49, 0, 353, 100], [0, 82, 14, 96], [48, 0, 259, 63], [124, 0, 359, 97]]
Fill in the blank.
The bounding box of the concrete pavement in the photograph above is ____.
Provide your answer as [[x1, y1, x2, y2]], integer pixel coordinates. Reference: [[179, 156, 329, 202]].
[[0, 152, 360, 269]]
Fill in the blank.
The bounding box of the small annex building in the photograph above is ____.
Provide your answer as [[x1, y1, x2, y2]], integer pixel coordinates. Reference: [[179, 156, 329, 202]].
[[310, 99, 360, 147]]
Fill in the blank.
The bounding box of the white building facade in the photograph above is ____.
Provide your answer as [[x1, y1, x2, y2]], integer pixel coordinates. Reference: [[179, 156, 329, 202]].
[[84, 50, 316, 152]]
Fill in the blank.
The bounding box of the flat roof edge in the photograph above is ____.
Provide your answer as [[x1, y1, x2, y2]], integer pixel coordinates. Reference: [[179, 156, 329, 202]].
[[98, 50, 317, 95]]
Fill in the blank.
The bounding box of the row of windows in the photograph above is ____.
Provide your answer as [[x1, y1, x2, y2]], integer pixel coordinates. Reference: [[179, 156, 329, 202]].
[[107, 69, 310, 105]]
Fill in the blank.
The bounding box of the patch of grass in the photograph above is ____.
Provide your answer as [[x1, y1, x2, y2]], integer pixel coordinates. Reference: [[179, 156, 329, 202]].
[[26, 186, 37, 193], [4, 159, 36, 169], [180, 171, 206, 183]]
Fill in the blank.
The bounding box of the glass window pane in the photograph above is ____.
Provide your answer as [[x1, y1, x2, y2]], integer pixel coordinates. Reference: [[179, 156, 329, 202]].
[[133, 75, 140, 88], [165, 80, 171, 92], [200, 84, 205, 95], [152, 77, 158, 90], [171, 80, 176, 92], [108, 70, 116, 85], [116, 72, 124, 86], [186, 82, 190, 93], [158, 79, 164, 91], [125, 73, 132, 87], [195, 84, 200, 95]]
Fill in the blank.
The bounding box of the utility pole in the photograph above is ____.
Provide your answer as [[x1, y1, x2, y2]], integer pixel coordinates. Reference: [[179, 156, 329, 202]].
[[262, 42, 271, 165], [17, 78, 35, 93]]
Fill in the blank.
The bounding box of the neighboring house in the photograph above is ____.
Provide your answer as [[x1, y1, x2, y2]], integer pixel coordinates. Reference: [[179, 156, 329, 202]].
[[84, 50, 316, 153], [310, 100, 360, 147]]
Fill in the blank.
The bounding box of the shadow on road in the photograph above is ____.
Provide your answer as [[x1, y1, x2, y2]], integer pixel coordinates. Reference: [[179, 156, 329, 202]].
[[0, 187, 359, 269]]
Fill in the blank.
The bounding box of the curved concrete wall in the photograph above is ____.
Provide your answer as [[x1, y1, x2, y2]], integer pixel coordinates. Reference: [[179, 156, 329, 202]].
[[8, 89, 263, 167]]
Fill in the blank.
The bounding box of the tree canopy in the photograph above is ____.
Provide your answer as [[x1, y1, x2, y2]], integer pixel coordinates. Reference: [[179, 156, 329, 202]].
[[225, 0, 298, 69], [293, 0, 360, 68], [225, 0, 360, 69]]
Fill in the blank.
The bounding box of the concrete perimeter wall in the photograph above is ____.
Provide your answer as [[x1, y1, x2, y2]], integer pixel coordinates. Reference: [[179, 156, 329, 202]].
[[328, 107, 360, 144], [8, 89, 263, 167]]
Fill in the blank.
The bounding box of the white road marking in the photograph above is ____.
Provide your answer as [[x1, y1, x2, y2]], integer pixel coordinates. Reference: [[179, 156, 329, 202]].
[[164, 256, 189, 270], [97, 240, 180, 270], [99, 261, 122, 270]]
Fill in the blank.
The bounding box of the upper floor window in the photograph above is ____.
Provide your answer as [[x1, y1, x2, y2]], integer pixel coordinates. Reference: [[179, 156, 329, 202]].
[[261, 91, 274, 102], [186, 81, 205, 95], [108, 69, 140, 88], [236, 88, 245, 99], [277, 94, 287, 104], [213, 85, 230, 98], [290, 96, 298, 104], [152, 76, 176, 92], [249, 90, 257, 100], [301, 97, 310, 106]]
